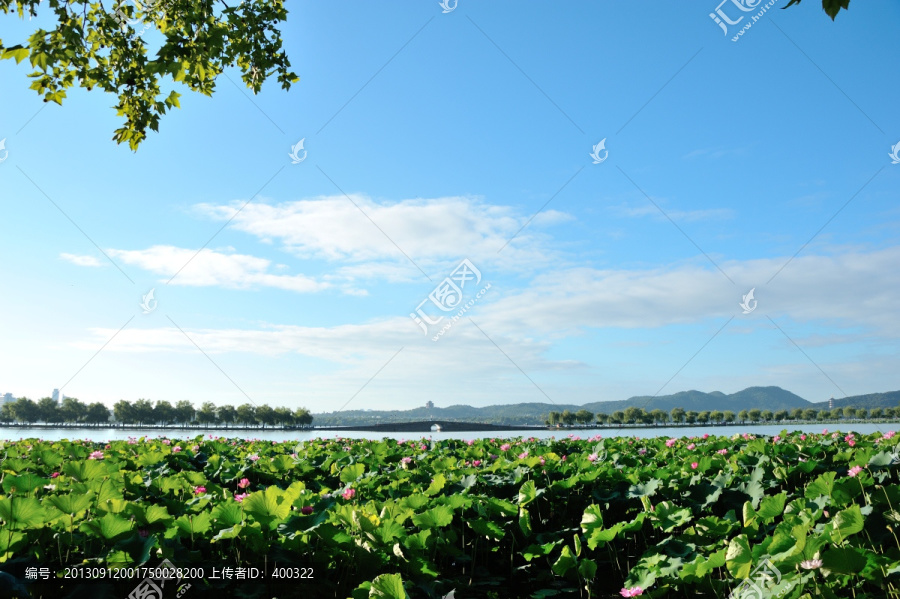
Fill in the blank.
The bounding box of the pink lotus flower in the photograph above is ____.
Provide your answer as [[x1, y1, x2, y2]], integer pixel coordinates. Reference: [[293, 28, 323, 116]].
[[620, 587, 644, 597], [686, 443, 695, 450], [234, 493, 249, 502], [691, 462, 698, 469], [665, 439, 677, 448], [500, 444, 511, 451], [773, 436, 781, 443], [539, 457, 545, 465], [848, 439, 856, 447], [172, 446, 182, 453], [561, 455, 566, 462], [162, 439, 171, 445], [587, 453, 598, 462], [638, 448, 647, 455], [105, 444, 111, 449], [800, 434, 807, 441], [884, 431, 896, 440], [420, 444, 428, 451], [822, 429, 828, 434], [194, 486, 206, 494], [191, 445, 199, 452], [89, 451, 104, 460], [300, 506, 314, 515], [248, 454, 260, 462], [717, 449, 728, 455], [702, 434, 709, 439], [466, 439, 475, 446], [342, 488, 356, 500], [238, 478, 250, 489], [847, 465, 863, 477], [518, 451, 529, 459], [401, 457, 413, 464], [50, 471, 60, 478], [800, 559, 823, 570]]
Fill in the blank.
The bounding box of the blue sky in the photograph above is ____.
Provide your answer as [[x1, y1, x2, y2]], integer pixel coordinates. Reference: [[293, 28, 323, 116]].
[[1, 1, 898, 414]]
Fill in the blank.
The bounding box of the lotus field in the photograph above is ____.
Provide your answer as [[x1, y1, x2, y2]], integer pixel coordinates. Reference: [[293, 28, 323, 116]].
[[1, 430, 899, 598]]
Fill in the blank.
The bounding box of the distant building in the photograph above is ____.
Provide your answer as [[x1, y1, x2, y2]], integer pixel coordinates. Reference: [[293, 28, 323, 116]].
[[1, 393, 13, 404], [425, 401, 434, 409], [829, 397, 834, 410], [52, 389, 59, 401]]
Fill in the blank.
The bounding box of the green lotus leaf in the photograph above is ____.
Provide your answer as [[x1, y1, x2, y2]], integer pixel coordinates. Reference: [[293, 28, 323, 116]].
[[48, 491, 95, 515], [368, 573, 408, 598], [412, 505, 453, 529], [80, 513, 133, 541], [0, 496, 45, 530]]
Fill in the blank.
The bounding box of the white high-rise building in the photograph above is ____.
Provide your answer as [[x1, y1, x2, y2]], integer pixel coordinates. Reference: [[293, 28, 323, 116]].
[[52, 389, 60, 401], [1, 393, 13, 404]]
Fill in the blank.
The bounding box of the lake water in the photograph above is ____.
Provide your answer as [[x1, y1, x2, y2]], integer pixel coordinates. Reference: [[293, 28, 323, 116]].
[[1, 422, 896, 443]]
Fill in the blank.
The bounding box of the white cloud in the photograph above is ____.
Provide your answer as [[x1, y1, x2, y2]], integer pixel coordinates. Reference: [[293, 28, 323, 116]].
[[193, 195, 565, 273], [106, 245, 330, 293], [611, 202, 734, 222], [61, 253, 104, 267]]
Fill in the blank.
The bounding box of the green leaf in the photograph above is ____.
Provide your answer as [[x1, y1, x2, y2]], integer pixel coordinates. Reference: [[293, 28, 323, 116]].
[[805, 471, 835, 499], [578, 558, 597, 581], [63, 460, 107, 482], [399, 494, 429, 511], [340, 463, 365, 483], [1, 46, 29, 64], [627, 478, 660, 498], [368, 573, 408, 599], [210, 499, 244, 528], [726, 534, 753, 579], [2, 473, 50, 495], [469, 517, 504, 540], [80, 513, 133, 541], [757, 492, 787, 520], [580, 504, 604, 531], [822, 546, 867, 574], [175, 511, 212, 536], [519, 507, 533, 537], [412, 505, 453, 529], [518, 480, 541, 506], [48, 492, 95, 515], [424, 474, 446, 496], [551, 545, 576, 577], [0, 496, 45, 530], [830, 504, 864, 541], [243, 486, 291, 528]]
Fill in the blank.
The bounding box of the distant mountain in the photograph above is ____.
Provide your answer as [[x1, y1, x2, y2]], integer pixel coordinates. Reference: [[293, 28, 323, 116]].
[[808, 391, 900, 410], [312, 386, 900, 427]]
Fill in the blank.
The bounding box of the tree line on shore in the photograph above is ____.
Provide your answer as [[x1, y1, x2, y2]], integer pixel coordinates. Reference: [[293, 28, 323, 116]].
[[0, 397, 314, 428], [545, 405, 900, 426]]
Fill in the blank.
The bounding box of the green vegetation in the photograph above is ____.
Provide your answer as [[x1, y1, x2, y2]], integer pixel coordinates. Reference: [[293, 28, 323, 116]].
[[1, 429, 898, 598], [0, 397, 313, 428], [0, 0, 298, 149]]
